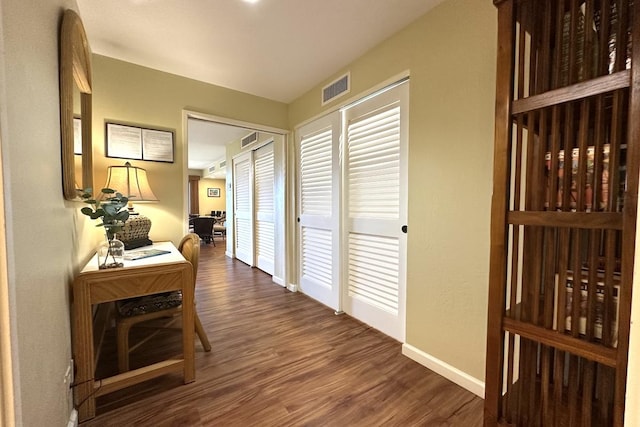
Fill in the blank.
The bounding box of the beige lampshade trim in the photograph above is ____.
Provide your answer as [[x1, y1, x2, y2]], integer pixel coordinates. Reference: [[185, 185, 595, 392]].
[[103, 162, 158, 202]]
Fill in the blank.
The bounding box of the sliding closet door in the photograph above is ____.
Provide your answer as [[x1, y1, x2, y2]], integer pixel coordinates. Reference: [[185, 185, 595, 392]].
[[297, 112, 341, 310], [233, 151, 254, 266], [342, 83, 408, 341], [254, 142, 275, 275]]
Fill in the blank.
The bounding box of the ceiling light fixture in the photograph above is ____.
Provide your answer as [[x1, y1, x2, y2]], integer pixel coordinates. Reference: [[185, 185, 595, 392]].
[[242, 0, 260, 4]]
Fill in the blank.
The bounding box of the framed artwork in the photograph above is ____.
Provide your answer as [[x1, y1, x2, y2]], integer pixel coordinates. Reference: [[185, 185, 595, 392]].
[[106, 122, 174, 163], [208, 188, 220, 197]]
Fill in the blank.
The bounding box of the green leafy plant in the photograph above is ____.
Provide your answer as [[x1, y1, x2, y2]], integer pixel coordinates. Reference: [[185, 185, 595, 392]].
[[80, 188, 130, 239]]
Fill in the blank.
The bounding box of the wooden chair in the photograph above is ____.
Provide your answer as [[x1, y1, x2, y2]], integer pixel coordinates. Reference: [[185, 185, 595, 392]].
[[115, 233, 211, 372]]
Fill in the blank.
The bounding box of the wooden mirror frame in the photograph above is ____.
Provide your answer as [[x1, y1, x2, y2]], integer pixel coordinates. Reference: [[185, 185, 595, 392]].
[[60, 9, 93, 200]]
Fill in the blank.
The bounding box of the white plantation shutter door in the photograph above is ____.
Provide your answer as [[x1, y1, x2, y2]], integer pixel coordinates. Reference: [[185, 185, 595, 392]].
[[233, 152, 254, 266], [254, 143, 275, 275], [343, 82, 408, 341], [297, 111, 341, 310]]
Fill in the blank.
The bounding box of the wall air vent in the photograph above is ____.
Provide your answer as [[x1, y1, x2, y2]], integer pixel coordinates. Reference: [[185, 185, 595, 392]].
[[207, 165, 216, 174], [321, 72, 350, 105], [241, 132, 258, 149], [219, 160, 227, 168]]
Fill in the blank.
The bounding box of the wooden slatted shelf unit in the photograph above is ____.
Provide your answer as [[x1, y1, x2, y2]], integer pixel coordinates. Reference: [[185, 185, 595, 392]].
[[485, 0, 639, 426]]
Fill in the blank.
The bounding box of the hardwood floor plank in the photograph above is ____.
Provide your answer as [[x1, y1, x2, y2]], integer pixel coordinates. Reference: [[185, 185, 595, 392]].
[[82, 243, 482, 426]]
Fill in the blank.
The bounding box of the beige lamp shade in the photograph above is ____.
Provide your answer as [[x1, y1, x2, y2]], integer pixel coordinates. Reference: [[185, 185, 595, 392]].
[[103, 161, 158, 202], [104, 162, 157, 249]]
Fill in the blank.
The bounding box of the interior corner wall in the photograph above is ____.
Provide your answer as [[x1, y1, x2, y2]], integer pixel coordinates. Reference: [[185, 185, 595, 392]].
[[0, 0, 98, 425], [198, 178, 226, 215], [91, 55, 288, 246], [288, 0, 496, 381]]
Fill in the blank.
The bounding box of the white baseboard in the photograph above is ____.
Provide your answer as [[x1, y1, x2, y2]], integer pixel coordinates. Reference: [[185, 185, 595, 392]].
[[402, 343, 485, 398], [272, 276, 284, 287], [67, 409, 78, 427], [287, 283, 298, 292]]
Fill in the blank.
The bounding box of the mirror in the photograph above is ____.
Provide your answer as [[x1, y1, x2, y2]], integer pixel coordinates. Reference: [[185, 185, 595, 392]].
[[60, 9, 93, 200]]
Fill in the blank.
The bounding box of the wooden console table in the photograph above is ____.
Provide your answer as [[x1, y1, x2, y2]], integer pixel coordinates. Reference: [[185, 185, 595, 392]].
[[72, 241, 195, 422]]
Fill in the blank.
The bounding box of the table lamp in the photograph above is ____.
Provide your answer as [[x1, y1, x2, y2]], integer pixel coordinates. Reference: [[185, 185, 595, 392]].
[[103, 161, 159, 249]]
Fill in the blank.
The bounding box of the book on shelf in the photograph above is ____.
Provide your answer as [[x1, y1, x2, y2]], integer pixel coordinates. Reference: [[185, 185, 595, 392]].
[[544, 143, 623, 212], [553, 270, 619, 347], [560, 2, 632, 86]]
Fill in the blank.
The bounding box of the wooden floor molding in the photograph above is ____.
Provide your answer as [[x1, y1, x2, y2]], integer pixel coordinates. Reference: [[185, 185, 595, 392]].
[[402, 344, 485, 398], [82, 242, 483, 426]]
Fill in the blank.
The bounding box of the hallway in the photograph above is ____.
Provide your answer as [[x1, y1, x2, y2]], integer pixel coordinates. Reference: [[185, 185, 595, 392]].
[[85, 242, 483, 426]]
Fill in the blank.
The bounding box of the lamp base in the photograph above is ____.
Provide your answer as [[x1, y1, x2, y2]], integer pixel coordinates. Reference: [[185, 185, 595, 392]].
[[115, 215, 153, 250], [123, 237, 153, 250]]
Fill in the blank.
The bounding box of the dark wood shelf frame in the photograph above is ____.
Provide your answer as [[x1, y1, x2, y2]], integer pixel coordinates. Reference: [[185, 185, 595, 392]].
[[485, 1, 639, 426]]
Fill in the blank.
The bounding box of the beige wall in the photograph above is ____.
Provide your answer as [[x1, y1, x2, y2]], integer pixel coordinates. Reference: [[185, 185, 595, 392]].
[[627, 185, 640, 424], [289, 0, 496, 381], [0, 0, 99, 425], [3, 0, 638, 423], [198, 178, 226, 216], [0, 12, 288, 425], [91, 55, 288, 245]]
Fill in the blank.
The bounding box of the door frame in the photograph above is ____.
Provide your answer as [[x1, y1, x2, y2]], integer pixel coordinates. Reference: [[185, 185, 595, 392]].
[[182, 110, 290, 285], [292, 78, 409, 340], [0, 132, 15, 426], [340, 81, 409, 342]]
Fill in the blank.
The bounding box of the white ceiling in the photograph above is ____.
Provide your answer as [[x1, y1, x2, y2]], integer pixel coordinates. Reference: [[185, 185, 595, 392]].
[[76, 0, 444, 103], [76, 0, 444, 172], [187, 119, 251, 174]]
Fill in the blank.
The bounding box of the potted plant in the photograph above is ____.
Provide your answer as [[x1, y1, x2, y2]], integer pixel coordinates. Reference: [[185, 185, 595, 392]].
[[80, 188, 130, 268]]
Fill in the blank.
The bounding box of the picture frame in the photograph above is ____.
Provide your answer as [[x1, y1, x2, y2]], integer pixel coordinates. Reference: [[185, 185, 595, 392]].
[[106, 121, 174, 163], [208, 188, 220, 198]]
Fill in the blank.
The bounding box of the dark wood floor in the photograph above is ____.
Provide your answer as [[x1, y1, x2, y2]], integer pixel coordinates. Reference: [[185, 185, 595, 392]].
[[82, 241, 483, 426]]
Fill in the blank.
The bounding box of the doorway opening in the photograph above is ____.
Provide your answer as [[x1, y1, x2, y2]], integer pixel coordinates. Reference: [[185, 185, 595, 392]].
[[183, 110, 290, 285]]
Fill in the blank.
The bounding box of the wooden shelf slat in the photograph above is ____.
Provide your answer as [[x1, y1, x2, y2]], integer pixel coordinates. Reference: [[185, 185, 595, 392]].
[[502, 318, 617, 367], [507, 211, 623, 230], [512, 70, 630, 115]]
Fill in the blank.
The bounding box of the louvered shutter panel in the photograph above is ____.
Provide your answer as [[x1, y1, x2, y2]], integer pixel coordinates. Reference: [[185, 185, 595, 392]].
[[343, 82, 407, 341], [300, 129, 332, 215], [300, 128, 333, 293], [254, 143, 275, 275], [348, 234, 399, 314], [301, 227, 332, 287], [346, 106, 401, 315], [234, 154, 253, 265], [348, 106, 401, 219], [297, 112, 340, 310]]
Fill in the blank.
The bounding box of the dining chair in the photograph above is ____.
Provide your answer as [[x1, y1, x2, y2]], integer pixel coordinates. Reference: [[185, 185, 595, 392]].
[[115, 233, 212, 372], [213, 220, 226, 242], [191, 216, 216, 246]]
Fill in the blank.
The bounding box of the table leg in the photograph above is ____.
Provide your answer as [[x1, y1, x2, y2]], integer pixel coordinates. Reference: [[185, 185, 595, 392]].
[[182, 267, 195, 383], [73, 282, 96, 422]]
